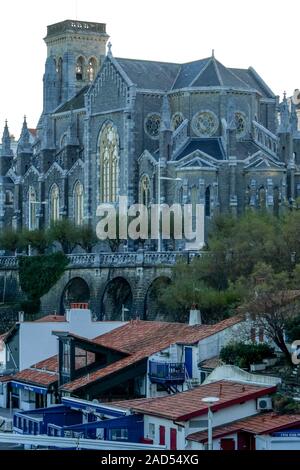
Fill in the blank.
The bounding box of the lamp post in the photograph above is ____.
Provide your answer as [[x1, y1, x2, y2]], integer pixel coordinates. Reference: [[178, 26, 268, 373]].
[[202, 396, 219, 451], [157, 159, 182, 252]]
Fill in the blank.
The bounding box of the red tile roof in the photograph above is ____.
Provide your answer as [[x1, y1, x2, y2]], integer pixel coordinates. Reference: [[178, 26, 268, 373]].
[[11, 355, 59, 388], [187, 412, 300, 443], [110, 380, 276, 421], [0, 375, 13, 383], [12, 369, 58, 387], [34, 315, 66, 323], [61, 317, 243, 392]]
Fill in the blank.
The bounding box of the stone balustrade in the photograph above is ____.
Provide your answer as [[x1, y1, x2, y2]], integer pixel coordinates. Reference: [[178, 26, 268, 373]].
[[0, 251, 203, 270]]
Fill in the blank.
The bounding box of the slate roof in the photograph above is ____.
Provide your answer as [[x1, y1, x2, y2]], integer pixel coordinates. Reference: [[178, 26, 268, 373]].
[[230, 68, 275, 99], [114, 56, 274, 98], [175, 138, 226, 161], [110, 380, 277, 421], [115, 58, 179, 91], [55, 86, 89, 113], [187, 412, 300, 443]]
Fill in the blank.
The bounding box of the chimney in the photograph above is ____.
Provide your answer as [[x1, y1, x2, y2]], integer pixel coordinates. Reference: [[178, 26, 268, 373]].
[[18, 311, 24, 322], [189, 305, 202, 326]]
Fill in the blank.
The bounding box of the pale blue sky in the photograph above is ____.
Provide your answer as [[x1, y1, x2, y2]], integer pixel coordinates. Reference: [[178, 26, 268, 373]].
[[1, 0, 299, 136]]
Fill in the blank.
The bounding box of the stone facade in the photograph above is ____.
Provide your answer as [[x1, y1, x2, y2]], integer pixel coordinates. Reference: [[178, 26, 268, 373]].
[[0, 19, 300, 244]]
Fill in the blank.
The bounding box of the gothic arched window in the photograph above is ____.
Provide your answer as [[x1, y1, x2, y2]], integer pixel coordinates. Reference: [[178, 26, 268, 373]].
[[205, 186, 211, 217], [28, 186, 37, 230], [50, 184, 60, 222], [57, 57, 63, 102], [191, 186, 198, 217], [87, 57, 97, 82], [140, 175, 151, 206], [76, 56, 85, 81], [273, 187, 280, 216], [99, 123, 119, 203], [258, 186, 266, 209], [74, 181, 84, 226]]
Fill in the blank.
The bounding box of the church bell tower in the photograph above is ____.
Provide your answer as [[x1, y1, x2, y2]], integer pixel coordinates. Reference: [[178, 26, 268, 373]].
[[43, 19, 109, 112]]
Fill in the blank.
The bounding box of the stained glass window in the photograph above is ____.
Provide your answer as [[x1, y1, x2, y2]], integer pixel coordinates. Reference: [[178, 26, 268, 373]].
[[74, 181, 84, 225], [99, 123, 119, 203], [50, 184, 60, 222], [192, 111, 218, 137], [145, 114, 161, 139]]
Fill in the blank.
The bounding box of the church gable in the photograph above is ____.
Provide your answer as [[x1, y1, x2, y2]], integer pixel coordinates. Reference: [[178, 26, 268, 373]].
[[87, 56, 129, 114], [175, 151, 218, 170], [244, 151, 285, 171]]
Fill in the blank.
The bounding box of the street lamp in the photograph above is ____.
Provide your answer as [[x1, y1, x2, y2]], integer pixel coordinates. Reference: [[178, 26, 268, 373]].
[[157, 159, 182, 252], [202, 396, 220, 451]]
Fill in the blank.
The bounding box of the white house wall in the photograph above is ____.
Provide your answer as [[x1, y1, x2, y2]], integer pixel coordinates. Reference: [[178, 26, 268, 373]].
[[18, 311, 124, 371]]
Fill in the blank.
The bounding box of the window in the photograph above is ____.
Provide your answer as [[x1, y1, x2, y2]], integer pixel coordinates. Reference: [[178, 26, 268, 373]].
[[192, 111, 218, 137], [144, 114, 161, 139], [57, 57, 63, 102], [171, 112, 184, 131], [50, 184, 60, 222], [191, 186, 198, 218], [28, 186, 37, 230], [5, 190, 14, 205], [62, 342, 71, 374], [99, 123, 120, 203], [74, 181, 84, 225], [258, 186, 266, 209], [205, 186, 211, 217], [149, 423, 155, 439], [140, 175, 151, 206], [87, 57, 97, 82], [110, 428, 128, 441], [76, 56, 85, 81]]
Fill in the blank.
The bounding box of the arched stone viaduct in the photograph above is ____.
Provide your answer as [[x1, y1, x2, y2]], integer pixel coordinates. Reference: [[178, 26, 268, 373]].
[[0, 252, 199, 321]]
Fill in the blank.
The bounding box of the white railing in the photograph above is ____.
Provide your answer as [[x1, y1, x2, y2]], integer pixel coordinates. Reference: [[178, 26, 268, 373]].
[[0, 432, 164, 450]]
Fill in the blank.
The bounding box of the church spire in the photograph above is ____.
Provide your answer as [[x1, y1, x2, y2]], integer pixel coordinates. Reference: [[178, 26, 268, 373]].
[[290, 101, 299, 135], [160, 94, 172, 132], [278, 92, 291, 133], [17, 115, 31, 153], [1, 120, 13, 157]]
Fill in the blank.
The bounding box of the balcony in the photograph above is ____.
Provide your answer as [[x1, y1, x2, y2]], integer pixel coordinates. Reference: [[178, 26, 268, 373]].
[[149, 361, 185, 385]]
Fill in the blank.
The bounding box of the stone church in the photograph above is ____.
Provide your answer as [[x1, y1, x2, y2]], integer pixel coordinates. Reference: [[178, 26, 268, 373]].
[[1, 19, 300, 249]]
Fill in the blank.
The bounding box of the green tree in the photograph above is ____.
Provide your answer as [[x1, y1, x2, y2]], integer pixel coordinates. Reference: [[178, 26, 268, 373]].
[[19, 253, 68, 315], [77, 224, 99, 253], [240, 262, 300, 363], [48, 220, 79, 253], [0, 229, 25, 254], [22, 229, 49, 255]]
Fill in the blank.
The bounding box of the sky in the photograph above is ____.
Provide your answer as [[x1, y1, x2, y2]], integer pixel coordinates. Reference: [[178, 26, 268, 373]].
[[0, 0, 299, 137]]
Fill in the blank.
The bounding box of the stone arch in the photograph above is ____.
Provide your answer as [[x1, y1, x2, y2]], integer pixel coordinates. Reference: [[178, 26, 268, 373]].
[[101, 277, 133, 320], [60, 277, 91, 313], [144, 276, 172, 321]]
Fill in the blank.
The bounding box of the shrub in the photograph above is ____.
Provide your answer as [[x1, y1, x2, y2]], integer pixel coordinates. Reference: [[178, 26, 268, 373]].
[[220, 342, 274, 369], [18, 253, 68, 315]]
